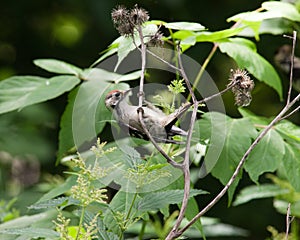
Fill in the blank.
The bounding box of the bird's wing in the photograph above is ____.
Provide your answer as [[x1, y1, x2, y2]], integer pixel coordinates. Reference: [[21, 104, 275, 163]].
[[143, 100, 165, 114], [163, 102, 192, 129]]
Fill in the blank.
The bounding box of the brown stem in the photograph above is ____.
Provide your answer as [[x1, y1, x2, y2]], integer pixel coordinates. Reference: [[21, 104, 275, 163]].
[[285, 31, 297, 104], [136, 25, 146, 108], [176, 95, 300, 238], [135, 24, 183, 169], [172, 31, 300, 240], [285, 203, 291, 240], [166, 46, 200, 240], [137, 109, 182, 169]]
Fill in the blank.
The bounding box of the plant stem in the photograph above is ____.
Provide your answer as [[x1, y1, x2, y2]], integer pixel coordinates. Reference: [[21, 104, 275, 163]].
[[75, 207, 86, 240], [138, 220, 147, 240], [166, 46, 199, 240], [170, 31, 300, 239], [187, 44, 218, 102], [124, 192, 138, 227], [175, 93, 300, 238], [285, 203, 292, 240], [285, 30, 297, 104], [137, 25, 146, 108]]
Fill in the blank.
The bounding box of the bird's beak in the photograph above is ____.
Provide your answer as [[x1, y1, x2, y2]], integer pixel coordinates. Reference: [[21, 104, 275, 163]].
[[123, 88, 132, 96]]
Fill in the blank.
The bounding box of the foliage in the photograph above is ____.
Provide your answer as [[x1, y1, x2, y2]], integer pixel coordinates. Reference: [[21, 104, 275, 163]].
[[0, 1, 300, 239]]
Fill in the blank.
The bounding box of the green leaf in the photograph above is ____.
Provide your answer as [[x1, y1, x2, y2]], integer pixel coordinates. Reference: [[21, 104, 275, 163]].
[[103, 191, 137, 235], [126, 217, 248, 238], [29, 197, 69, 210], [245, 129, 284, 183], [173, 27, 244, 43], [34, 58, 83, 75], [228, 1, 300, 22], [195, 28, 245, 42], [238, 108, 271, 126], [198, 112, 257, 204], [164, 22, 205, 31], [262, 1, 300, 22], [282, 143, 300, 192], [274, 199, 300, 218], [275, 120, 300, 143], [0, 210, 58, 230], [219, 38, 282, 99], [71, 80, 129, 151], [95, 23, 158, 70], [194, 112, 228, 176], [57, 74, 132, 161], [93, 43, 119, 66], [237, 19, 293, 38], [36, 176, 77, 203], [83, 210, 119, 240], [57, 88, 78, 162], [0, 75, 80, 114], [0, 227, 59, 238], [184, 197, 205, 237], [233, 184, 289, 206], [136, 189, 208, 212], [81, 68, 141, 83]]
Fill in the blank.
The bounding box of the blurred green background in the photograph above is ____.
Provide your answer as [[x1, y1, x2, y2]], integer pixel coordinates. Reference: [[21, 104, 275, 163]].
[[0, 0, 298, 239]]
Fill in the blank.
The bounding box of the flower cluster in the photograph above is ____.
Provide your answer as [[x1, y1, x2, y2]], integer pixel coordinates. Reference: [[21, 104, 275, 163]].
[[71, 175, 108, 206], [111, 5, 149, 36], [228, 69, 255, 107]]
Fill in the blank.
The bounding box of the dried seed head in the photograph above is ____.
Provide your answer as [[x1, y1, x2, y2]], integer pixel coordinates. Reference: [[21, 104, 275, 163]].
[[228, 69, 255, 107], [117, 22, 135, 36], [130, 5, 149, 26], [111, 5, 134, 36], [235, 92, 252, 107], [148, 31, 164, 47], [111, 5, 149, 37], [111, 5, 129, 25]]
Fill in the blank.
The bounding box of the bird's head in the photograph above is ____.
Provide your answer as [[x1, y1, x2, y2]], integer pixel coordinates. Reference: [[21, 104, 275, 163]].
[[105, 89, 131, 109]]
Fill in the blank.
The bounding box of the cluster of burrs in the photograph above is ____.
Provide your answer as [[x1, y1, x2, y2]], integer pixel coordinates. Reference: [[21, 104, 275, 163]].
[[228, 69, 255, 107]]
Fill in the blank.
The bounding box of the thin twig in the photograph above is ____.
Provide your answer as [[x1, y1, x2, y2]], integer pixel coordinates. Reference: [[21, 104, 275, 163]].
[[135, 25, 183, 169], [281, 105, 300, 120], [136, 25, 146, 108], [176, 94, 300, 237], [187, 9, 255, 102], [137, 110, 182, 169], [166, 46, 199, 239], [188, 43, 218, 102], [171, 31, 300, 239], [177, 44, 197, 104], [146, 48, 181, 72], [197, 82, 237, 105], [285, 31, 297, 104], [285, 203, 291, 240]]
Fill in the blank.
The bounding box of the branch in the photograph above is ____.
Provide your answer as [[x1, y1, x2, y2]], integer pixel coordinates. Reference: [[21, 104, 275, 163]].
[[137, 109, 182, 169], [284, 30, 297, 104], [166, 47, 199, 239], [176, 94, 300, 238], [135, 25, 183, 169], [172, 31, 300, 239], [136, 25, 146, 108], [197, 81, 237, 105], [146, 48, 181, 72], [281, 105, 300, 120], [285, 203, 292, 240], [187, 8, 257, 102]]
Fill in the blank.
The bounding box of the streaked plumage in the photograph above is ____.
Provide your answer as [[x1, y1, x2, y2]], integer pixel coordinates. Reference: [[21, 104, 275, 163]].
[[105, 89, 189, 143]]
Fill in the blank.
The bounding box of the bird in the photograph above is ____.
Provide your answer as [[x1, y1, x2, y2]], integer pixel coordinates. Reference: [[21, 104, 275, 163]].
[[104, 89, 190, 144]]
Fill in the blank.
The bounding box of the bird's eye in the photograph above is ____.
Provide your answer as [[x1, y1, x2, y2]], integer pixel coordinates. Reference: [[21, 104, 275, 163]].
[[115, 92, 121, 97]]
